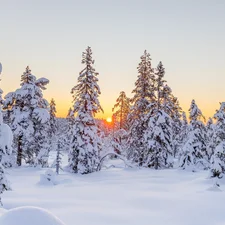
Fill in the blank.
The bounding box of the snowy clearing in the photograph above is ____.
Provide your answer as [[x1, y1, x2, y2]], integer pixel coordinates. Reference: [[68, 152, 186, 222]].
[[1, 154, 225, 225]]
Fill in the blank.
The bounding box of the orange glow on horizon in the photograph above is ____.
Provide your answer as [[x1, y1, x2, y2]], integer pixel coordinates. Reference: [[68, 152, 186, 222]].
[[106, 117, 112, 123]]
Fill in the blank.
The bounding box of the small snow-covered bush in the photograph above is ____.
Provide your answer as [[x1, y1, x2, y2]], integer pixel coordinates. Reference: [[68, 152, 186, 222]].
[[39, 169, 58, 185]]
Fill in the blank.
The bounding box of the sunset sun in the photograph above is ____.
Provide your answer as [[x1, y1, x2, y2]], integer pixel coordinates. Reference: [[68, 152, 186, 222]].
[[106, 117, 112, 123]]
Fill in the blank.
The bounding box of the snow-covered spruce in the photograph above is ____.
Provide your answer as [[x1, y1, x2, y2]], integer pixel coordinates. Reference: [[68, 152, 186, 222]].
[[145, 110, 173, 169], [51, 140, 63, 174], [68, 47, 103, 174], [49, 98, 57, 139], [176, 112, 189, 159], [155, 61, 182, 157], [209, 102, 225, 184], [206, 117, 215, 159], [63, 108, 75, 151], [3, 66, 50, 167], [112, 91, 130, 130], [210, 142, 225, 186], [0, 106, 12, 205], [48, 98, 58, 152], [127, 50, 155, 165], [179, 100, 208, 171]]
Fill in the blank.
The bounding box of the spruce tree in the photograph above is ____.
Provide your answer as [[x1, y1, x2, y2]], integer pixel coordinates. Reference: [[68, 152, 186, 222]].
[[179, 100, 208, 170], [0, 106, 12, 205], [144, 61, 173, 169], [48, 98, 57, 152], [55, 140, 63, 174], [112, 91, 130, 130], [66, 107, 74, 137], [3, 66, 50, 166], [145, 110, 173, 169], [177, 112, 189, 157], [128, 50, 155, 165], [49, 98, 57, 137], [206, 117, 215, 159], [210, 103, 225, 183], [155, 62, 182, 157], [69, 47, 103, 174]]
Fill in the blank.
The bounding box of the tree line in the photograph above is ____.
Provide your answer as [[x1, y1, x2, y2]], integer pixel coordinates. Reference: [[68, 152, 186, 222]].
[[0, 46, 225, 195]]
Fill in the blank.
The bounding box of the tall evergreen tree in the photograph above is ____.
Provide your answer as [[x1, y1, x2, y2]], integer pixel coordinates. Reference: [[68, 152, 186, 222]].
[[154, 62, 182, 156], [3, 66, 50, 166], [49, 98, 57, 137], [179, 100, 208, 170], [0, 106, 12, 205], [127, 50, 155, 165], [144, 61, 173, 169], [177, 112, 189, 158], [112, 91, 130, 130], [68, 47, 103, 174], [206, 117, 215, 159], [145, 110, 173, 169], [210, 103, 225, 183]]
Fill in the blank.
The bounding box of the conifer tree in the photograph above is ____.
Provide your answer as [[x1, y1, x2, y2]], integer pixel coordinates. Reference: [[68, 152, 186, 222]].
[[112, 91, 130, 130], [62, 108, 74, 153], [144, 61, 173, 169], [154, 62, 182, 156], [170, 96, 182, 157], [155, 62, 166, 111], [177, 112, 189, 158], [4, 66, 50, 166], [145, 110, 173, 169], [49, 98, 57, 137], [128, 50, 155, 165], [206, 117, 215, 159], [0, 106, 12, 205], [179, 100, 208, 170], [66, 107, 74, 136], [55, 140, 63, 174], [210, 103, 225, 183], [47, 98, 58, 152], [69, 47, 103, 174]]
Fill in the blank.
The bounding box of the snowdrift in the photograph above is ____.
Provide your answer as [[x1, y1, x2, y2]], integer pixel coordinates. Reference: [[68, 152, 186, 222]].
[[0, 206, 66, 225]]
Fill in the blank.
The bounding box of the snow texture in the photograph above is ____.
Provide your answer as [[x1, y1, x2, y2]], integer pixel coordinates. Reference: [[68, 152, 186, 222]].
[[1, 153, 225, 225], [39, 169, 58, 185], [0, 206, 65, 225]]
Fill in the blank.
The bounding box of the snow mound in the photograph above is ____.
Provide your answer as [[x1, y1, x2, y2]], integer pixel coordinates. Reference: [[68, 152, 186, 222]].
[[0, 206, 66, 225], [0, 208, 7, 216], [39, 169, 58, 185], [207, 184, 222, 192]]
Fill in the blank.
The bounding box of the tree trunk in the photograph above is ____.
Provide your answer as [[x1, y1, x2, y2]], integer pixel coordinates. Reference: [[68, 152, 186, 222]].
[[17, 135, 23, 166]]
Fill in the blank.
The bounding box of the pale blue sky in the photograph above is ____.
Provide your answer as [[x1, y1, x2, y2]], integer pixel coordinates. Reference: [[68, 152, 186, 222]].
[[0, 0, 225, 118]]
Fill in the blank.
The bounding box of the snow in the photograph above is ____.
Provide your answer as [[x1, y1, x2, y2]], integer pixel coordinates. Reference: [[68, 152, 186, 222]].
[[0, 208, 6, 217], [1, 153, 225, 225], [0, 123, 13, 155], [39, 169, 58, 185], [0, 206, 65, 225]]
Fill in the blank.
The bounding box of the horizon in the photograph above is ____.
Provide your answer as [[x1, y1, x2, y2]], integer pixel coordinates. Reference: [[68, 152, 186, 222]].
[[0, 0, 225, 120]]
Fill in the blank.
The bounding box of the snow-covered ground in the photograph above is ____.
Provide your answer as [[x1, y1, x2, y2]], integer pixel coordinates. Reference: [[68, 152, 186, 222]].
[[1, 153, 225, 225]]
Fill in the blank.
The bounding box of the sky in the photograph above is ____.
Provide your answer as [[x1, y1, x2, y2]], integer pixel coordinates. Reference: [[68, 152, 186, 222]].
[[0, 0, 225, 119]]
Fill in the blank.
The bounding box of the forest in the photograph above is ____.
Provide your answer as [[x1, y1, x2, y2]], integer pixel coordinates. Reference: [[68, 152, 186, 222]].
[[0, 46, 224, 208]]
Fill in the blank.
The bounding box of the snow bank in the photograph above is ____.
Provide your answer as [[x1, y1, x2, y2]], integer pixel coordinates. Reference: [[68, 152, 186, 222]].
[[0, 206, 66, 225], [0, 208, 7, 217], [39, 169, 58, 185]]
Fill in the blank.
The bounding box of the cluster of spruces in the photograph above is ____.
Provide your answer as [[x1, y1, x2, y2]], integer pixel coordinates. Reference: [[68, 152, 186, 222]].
[[0, 47, 224, 203]]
